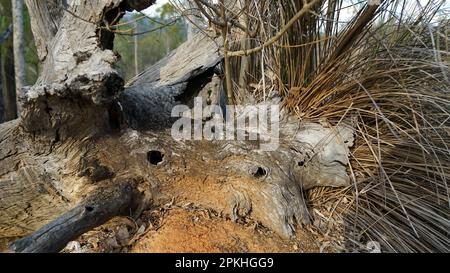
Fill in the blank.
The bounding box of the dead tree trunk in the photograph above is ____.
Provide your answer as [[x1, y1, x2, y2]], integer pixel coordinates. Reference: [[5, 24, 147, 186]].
[[0, 0, 354, 253]]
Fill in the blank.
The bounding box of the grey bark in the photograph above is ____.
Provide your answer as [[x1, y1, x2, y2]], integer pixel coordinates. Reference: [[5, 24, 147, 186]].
[[0, 0, 354, 253], [12, 0, 26, 113], [185, 0, 203, 41]]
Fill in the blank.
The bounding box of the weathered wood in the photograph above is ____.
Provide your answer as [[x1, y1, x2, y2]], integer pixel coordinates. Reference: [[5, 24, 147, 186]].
[[0, 0, 355, 253], [10, 181, 141, 253], [24, 0, 62, 62], [120, 31, 223, 129], [20, 0, 157, 136], [1, 103, 353, 244]]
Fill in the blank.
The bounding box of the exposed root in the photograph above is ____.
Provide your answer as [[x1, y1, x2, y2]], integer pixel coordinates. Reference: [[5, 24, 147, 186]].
[[9, 181, 143, 253]]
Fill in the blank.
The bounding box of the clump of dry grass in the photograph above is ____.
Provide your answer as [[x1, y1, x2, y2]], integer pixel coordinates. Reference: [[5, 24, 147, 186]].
[[178, 0, 449, 252], [279, 0, 450, 252], [223, 0, 449, 252]]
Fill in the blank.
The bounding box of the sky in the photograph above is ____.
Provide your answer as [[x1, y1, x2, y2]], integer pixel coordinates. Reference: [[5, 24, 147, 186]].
[[143, 0, 171, 16], [142, 0, 450, 21]]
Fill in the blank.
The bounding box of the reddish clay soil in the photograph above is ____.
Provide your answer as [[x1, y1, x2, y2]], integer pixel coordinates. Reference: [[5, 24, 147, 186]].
[[130, 208, 319, 253]]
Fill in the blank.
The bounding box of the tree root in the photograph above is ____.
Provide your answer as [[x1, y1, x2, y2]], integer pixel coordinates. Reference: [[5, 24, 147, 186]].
[[9, 182, 142, 253]]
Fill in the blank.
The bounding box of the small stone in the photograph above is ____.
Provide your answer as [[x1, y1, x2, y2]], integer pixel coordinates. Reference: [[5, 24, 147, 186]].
[[136, 225, 146, 236], [366, 241, 381, 253], [116, 226, 130, 246], [65, 241, 81, 253], [105, 237, 120, 249]]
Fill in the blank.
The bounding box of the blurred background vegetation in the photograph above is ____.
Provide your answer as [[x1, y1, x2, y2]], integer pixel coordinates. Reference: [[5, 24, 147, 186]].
[[0, 1, 187, 122], [0, 0, 39, 85], [115, 3, 187, 81]]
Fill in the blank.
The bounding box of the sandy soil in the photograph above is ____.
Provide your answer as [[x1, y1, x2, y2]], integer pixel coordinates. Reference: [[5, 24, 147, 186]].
[[130, 208, 319, 253], [1, 173, 345, 253], [1, 202, 344, 253]]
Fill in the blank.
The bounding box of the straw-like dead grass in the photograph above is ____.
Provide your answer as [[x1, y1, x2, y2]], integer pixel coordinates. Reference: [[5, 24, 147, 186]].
[[288, 1, 449, 252], [227, 0, 449, 252]]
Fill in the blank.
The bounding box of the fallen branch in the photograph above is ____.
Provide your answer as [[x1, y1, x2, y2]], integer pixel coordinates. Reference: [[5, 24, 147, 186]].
[[9, 182, 142, 253]]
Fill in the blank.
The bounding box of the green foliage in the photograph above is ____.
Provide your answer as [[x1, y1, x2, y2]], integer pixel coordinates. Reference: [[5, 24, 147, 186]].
[[114, 3, 187, 81], [0, 0, 39, 86], [23, 7, 39, 85]]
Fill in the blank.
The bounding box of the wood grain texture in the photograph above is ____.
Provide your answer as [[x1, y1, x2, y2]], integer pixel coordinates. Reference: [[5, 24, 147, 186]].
[[0, 1, 354, 252], [10, 181, 141, 253]]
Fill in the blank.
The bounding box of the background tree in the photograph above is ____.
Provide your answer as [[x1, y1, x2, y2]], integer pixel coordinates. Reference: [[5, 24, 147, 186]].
[[12, 0, 25, 113], [0, 0, 16, 121], [0, 0, 354, 253], [114, 3, 187, 81], [0, 0, 37, 121], [0, 23, 11, 122], [183, 0, 203, 41]]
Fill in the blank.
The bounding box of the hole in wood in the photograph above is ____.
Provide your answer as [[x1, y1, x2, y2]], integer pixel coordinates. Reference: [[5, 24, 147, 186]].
[[147, 150, 164, 165], [253, 167, 267, 178], [298, 161, 305, 167], [85, 206, 94, 212]]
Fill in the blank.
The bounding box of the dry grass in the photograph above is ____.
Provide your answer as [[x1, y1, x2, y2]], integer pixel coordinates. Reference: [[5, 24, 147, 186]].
[[225, 0, 450, 252], [173, 0, 449, 252], [289, 1, 449, 252]]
